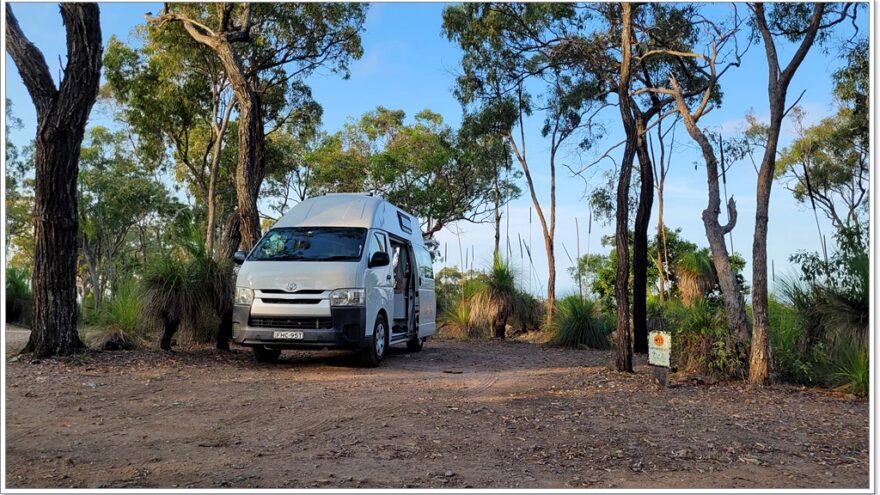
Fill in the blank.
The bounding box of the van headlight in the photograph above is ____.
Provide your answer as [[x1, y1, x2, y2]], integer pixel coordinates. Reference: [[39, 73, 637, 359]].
[[329, 288, 365, 306], [235, 287, 254, 305]]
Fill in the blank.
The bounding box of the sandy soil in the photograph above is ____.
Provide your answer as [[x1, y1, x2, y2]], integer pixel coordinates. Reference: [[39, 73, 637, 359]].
[[4, 326, 869, 489]]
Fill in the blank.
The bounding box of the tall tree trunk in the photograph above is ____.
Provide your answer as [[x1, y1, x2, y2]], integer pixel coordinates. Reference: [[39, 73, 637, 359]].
[[631, 116, 654, 354], [6, 3, 102, 357], [215, 210, 241, 350], [212, 36, 266, 250], [667, 77, 751, 345], [231, 90, 266, 250], [154, 12, 267, 251], [749, 2, 828, 384], [205, 93, 235, 255], [217, 210, 243, 261], [656, 185, 667, 303], [493, 164, 501, 258], [81, 235, 101, 307], [750, 114, 783, 383], [507, 126, 555, 327], [613, 3, 635, 372]]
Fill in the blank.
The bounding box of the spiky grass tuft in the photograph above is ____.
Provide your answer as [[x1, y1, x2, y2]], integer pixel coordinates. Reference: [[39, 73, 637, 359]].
[[550, 295, 611, 349]]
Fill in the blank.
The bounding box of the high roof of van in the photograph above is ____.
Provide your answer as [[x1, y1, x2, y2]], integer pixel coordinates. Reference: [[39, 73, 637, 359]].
[[272, 193, 425, 245]]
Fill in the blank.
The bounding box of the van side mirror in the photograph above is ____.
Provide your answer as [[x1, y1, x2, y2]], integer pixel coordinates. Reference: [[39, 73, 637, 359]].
[[369, 251, 390, 268], [232, 250, 247, 265]]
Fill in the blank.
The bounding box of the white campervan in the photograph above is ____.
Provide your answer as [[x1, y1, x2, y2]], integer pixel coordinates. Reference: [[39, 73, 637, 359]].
[[231, 193, 436, 366]]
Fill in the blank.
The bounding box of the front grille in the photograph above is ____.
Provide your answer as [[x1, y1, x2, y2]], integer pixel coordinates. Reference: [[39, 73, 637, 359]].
[[259, 289, 324, 295], [249, 316, 333, 330], [260, 298, 321, 304]]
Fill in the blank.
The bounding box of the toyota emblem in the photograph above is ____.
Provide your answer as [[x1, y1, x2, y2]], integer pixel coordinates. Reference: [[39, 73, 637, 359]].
[[286, 282, 298, 292]]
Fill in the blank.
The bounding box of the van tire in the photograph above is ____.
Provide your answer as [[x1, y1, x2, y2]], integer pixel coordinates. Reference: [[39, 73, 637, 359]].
[[253, 345, 281, 363], [406, 337, 424, 352], [361, 316, 387, 367]]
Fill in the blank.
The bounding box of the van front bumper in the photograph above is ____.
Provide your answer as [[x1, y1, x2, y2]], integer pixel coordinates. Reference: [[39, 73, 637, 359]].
[[232, 304, 367, 349]]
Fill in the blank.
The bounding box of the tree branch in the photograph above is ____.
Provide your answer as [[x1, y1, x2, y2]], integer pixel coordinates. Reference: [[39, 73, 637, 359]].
[[5, 4, 58, 113]]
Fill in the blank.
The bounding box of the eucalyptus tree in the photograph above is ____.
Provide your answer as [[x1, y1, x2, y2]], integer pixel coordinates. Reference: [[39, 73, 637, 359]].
[[104, 29, 238, 257], [746, 2, 857, 384], [605, 3, 730, 360], [776, 38, 868, 234], [6, 3, 102, 357], [632, 6, 752, 357], [261, 92, 323, 218], [77, 127, 175, 307], [443, 3, 608, 324], [309, 107, 517, 238], [148, 3, 367, 250]]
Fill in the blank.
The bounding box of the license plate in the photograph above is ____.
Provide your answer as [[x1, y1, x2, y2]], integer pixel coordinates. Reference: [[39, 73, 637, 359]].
[[273, 331, 304, 340]]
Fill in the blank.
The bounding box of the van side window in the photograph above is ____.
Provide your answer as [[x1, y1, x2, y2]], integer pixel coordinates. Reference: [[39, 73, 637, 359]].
[[369, 232, 387, 258], [414, 245, 434, 280]]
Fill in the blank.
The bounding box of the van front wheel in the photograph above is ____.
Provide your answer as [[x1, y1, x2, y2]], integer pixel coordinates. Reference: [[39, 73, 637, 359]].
[[253, 345, 281, 363], [361, 317, 387, 367]]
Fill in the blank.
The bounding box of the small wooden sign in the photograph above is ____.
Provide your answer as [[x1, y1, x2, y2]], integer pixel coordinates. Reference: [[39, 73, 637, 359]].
[[648, 331, 671, 388], [648, 331, 671, 367]]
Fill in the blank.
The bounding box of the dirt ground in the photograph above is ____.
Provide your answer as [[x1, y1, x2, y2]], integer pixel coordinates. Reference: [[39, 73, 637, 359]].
[[4, 325, 870, 489]]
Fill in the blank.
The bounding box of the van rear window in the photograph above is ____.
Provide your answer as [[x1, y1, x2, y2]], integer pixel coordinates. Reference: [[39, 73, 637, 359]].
[[249, 227, 367, 262]]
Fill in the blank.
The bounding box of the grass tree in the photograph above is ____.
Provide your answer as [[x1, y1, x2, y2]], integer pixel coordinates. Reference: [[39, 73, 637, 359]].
[[470, 255, 517, 339], [674, 252, 716, 308], [141, 240, 229, 350], [550, 296, 611, 350]]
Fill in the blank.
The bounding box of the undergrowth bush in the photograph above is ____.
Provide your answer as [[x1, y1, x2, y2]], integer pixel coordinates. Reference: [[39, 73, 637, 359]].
[[509, 290, 544, 334], [5, 266, 31, 323], [82, 280, 149, 350], [550, 295, 611, 349], [770, 272, 869, 396], [832, 339, 869, 397], [664, 299, 744, 377], [439, 301, 483, 340]]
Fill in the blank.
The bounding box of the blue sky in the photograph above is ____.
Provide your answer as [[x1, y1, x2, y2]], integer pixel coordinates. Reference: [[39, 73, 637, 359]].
[[4, 3, 868, 297]]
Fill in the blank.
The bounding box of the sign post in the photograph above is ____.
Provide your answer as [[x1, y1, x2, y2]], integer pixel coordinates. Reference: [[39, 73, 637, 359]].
[[648, 331, 671, 387]]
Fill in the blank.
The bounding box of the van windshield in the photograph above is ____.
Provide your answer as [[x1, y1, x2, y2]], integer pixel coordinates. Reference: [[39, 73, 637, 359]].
[[248, 227, 367, 262]]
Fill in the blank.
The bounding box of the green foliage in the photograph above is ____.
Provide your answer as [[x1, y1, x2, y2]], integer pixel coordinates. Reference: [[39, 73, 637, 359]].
[[439, 301, 482, 340], [663, 299, 743, 377], [77, 127, 180, 300], [550, 295, 611, 349], [768, 291, 829, 385], [5, 266, 31, 324], [435, 266, 488, 316], [776, 108, 868, 230], [832, 339, 869, 397], [771, 229, 869, 392], [509, 290, 545, 333], [309, 107, 519, 236], [5, 101, 33, 267], [570, 228, 746, 312], [82, 280, 148, 350], [140, 237, 230, 343], [469, 255, 517, 334], [5, 266, 31, 301]]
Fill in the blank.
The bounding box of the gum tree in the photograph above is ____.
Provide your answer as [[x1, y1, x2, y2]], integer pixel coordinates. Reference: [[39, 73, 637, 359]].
[[5, 3, 102, 356], [148, 3, 367, 249], [746, 2, 856, 384]]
